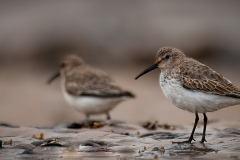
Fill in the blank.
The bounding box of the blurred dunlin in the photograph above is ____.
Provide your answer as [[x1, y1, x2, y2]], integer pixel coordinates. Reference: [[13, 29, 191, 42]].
[[135, 47, 240, 143], [48, 55, 134, 120]]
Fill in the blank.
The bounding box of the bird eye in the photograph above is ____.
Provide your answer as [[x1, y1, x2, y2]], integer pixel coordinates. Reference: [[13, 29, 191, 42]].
[[165, 55, 170, 59], [60, 63, 65, 68]]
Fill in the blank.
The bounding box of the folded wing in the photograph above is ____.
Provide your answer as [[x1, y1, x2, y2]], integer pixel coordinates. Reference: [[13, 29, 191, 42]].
[[179, 59, 240, 98], [65, 66, 134, 98]]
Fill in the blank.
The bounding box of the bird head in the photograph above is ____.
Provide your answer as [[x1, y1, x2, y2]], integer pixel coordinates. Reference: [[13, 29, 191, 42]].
[[47, 55, 84, 84], [135, 47, 185, 79]]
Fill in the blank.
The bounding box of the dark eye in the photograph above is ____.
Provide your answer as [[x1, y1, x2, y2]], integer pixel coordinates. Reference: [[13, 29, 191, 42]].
[[60, 63, 65, 68], [165, 55, 170, 59]]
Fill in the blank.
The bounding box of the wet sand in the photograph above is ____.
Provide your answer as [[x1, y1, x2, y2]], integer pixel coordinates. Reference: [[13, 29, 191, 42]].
[[1, 120, 240, 159]]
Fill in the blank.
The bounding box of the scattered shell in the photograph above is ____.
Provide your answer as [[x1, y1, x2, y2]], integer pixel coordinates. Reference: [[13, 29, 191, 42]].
[[151, 147, 159, 151], [107, 129, 114, 133], [120, 132, 130, 136], [93, 122, 101, 128], [124, 132, 129, 136], [32, 134, 38, 139], [54, 137, 59, 142], [68, 120, 105, 129], [38, 133, 44, 140], [159, 146, 165, 153], [142, 121, 176, 130], [32, 133, 44, 140], [163, 124, 170, 129], [8, 139, 12, 145], [3, 139, 12, 145]]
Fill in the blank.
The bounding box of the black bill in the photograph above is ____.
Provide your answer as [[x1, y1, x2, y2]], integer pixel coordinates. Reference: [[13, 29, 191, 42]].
[[135, 62, 158, 80], [47, 72, 60, 84]]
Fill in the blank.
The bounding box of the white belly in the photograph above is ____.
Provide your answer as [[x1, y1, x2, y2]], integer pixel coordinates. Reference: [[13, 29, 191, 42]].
[[159, 74, 240, 113], [61, 83, 124, 115]]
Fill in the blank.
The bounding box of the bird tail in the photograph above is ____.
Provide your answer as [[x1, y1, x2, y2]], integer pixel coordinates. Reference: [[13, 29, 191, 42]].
[[123, 91, 135, 98]]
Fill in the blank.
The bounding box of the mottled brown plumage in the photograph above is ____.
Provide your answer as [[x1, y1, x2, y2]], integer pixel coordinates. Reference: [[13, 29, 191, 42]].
[[62, 55, 134, 98], [135, 46, 240, 143], [155, 47, 240, 98], [178, 58, 240, 98], [48, 55, 134, 120]]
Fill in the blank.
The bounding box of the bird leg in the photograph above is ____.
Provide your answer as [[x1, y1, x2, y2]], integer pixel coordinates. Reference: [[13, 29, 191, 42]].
[[106, 112, 111, 120], [85, 114, 90, 120], [200, 113, 208, 143], [172, 112, 199, 143]]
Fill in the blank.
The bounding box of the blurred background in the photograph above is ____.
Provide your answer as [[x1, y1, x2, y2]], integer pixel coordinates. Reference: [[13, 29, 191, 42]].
[[1, 0, 240, 127]]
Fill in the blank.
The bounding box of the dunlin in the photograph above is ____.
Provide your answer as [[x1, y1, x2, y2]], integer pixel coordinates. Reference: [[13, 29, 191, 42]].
[[48, 55, 134, 120], [135, 47, 240, 143]]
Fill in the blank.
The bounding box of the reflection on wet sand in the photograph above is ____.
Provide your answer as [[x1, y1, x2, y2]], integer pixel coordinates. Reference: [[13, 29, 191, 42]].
[[1, 120, 240, 159]]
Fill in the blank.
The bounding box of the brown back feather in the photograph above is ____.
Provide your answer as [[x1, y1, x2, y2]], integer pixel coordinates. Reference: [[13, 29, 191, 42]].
[[65, 66, 134, 98], [179, 59, 240, 98]]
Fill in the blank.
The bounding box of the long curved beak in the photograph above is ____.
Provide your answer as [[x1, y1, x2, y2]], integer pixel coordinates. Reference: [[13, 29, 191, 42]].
[[47, 71, 60, 84], [135, 62, 158, 80]]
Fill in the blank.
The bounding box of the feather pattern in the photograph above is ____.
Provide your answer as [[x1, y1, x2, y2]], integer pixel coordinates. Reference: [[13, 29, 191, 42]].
[[64, 65, 134, 98], [178, 59, 240, 98]]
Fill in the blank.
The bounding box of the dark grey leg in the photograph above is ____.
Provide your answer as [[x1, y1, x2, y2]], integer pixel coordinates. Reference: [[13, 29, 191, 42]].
[[86, 114, 90, 120], [200, 113, 208, 143], [106, 112, 111, 120], [172, 112, 199, 143]]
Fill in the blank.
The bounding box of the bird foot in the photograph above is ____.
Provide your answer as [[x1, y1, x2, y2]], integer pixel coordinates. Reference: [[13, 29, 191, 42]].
[[199, 139, 207, 143], [106, 112, 111, 120]]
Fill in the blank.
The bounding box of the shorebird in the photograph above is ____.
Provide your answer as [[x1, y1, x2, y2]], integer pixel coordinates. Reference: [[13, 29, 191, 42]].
[[135, 47, 240, 143], [48, 55, 134, 120]]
